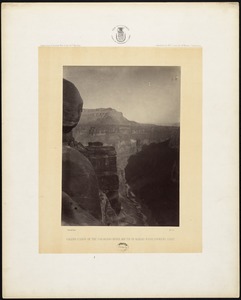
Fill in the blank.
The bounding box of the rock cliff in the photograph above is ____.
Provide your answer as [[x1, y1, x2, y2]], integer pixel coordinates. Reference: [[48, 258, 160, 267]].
[[62, 145, 102, 220], [62, 79, 102, 225], [125, 141, 179, 226], [79, 108, 137, 126], [62, 83, 180, 226]]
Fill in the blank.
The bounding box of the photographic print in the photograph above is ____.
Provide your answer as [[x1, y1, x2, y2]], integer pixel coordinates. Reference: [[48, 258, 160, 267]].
[[4, 2, 238, 297], [39, 47, 202, 253], [62, 66, 180, 227]]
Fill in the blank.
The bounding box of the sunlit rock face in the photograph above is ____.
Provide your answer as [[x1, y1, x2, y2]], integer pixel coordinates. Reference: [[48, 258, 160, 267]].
[[62, 145, 102, 220], [84, 142, 121, 214], [125, 141, 179, 226]]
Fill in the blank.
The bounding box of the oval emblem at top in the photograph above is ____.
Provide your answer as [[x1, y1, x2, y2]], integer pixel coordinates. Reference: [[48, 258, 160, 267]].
[[112, 25, 130, 44]]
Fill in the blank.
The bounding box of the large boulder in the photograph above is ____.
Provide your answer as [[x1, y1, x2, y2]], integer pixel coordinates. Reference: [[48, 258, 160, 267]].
[[63, 79, 83, 133], [62, 191, 102, 226], [62, 145, 102, 220]]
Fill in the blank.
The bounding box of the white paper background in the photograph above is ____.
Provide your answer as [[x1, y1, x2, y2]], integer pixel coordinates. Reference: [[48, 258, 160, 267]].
[[2, 3, 239, 298]]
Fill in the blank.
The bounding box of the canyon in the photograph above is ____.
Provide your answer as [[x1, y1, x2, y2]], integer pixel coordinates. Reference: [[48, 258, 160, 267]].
[[71, 108, 180, 226]]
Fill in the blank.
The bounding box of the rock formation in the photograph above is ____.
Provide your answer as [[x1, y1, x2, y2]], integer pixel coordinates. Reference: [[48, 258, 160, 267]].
[[63, 79, 83, 133], [125, 140, 179, 226], [62, 84, 180, 226], [84, 142, 121, 214], [62, 79, 102, 224], [62, 192, 102, 226], [62, 145, 102, 220], [78, 108, 137, 126]]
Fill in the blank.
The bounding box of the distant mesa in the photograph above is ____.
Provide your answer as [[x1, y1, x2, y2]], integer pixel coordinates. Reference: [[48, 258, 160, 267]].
[[80, 108, 138, 126], [79, 108, 179, 127], [73, 107, 180, 149]]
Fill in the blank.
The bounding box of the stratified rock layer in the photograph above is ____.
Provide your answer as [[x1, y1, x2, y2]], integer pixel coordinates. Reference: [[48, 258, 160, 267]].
[[84, 142, 121, 214]]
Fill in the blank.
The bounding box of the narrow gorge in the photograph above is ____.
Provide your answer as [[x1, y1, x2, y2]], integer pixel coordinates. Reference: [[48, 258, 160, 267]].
[[67, 108, 180, 226]]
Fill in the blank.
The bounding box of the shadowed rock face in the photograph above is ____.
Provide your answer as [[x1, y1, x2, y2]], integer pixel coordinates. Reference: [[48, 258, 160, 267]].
[[63, 79, 83, 133], [62, 145, 102, 220], [125, 141, 179, 226], [62, 191, 102, 226], [62, 79, 102, 224]]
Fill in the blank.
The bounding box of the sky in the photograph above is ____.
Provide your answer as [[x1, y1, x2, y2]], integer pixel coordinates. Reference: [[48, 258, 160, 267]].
[[63, 66, 180, 125]]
